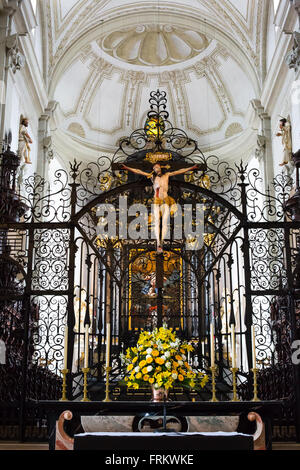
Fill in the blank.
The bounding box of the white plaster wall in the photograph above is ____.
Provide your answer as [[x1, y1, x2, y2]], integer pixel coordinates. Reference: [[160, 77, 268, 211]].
[[266, 1, 276, 72]]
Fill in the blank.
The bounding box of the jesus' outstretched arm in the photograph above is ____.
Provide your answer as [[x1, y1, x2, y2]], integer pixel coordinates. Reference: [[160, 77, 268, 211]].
[[121, 164, 152, 178], [167, 164, 199, 177]]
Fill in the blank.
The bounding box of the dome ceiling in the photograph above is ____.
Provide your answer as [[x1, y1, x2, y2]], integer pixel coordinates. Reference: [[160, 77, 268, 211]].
[[43, 0, 267, 162]]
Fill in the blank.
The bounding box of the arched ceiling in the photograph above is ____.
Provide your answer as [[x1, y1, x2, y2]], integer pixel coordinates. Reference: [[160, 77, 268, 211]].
[[42, 0, 269, 162]]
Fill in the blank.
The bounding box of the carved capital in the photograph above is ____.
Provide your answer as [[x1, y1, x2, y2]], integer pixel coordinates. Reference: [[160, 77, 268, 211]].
[[285, 31, 300, 73], [6, 33, 26, 73], [1, 0, 21, 15], [255, 135, 266, 162], [290, 0, 300, 15], [43, 136, 54, 163]]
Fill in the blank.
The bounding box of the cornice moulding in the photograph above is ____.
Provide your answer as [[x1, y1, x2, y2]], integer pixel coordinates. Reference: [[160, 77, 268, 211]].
[[51, 120, 258, 168]]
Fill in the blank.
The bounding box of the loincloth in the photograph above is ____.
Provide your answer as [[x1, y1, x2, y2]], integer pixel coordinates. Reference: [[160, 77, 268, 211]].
[[153, 195, 177, 215]]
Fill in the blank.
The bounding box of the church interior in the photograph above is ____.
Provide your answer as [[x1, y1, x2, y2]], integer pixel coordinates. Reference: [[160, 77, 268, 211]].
[[1, 0, 300, 453]]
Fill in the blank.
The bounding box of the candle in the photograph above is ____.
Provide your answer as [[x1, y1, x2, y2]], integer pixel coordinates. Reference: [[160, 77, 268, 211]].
[[84, 324, 89, 368], [210, 322, 215, 367], [63, 325, 68, 370], [106, 323, 111, 368], [231, 324, 236, 368], [251, 324, 256, 369]]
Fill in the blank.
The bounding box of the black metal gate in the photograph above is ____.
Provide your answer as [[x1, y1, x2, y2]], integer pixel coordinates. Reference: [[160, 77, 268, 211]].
[[1, 91, 300, 441]]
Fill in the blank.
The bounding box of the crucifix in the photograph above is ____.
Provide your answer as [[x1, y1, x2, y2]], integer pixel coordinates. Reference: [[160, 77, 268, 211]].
[[119, 161, 200, 252]]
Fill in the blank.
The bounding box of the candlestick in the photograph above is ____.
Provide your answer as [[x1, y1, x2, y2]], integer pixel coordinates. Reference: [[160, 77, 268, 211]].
[[84, 324, 89, 369], [103, 366, 112, 402], [60, 368, 69, 401], [231, 324, 236, 369], [81, 367, 91, 402], [210, 365, 218, 402], [106, 323, 111, 368], [63, 325, 68, 370], [251, 368, 260, 401], [230, 367, 240, 401], [210, 322, 215, 367], [251, 324, 256, 369]]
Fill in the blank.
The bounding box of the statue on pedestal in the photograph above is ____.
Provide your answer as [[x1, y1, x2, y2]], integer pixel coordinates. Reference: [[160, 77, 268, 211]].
[[18, 116, 32, 164], [276, 117, 292, 167]]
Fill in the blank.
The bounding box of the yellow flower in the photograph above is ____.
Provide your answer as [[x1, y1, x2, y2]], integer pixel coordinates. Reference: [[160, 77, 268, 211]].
[[178, 374, 184, 381], [132, 357, 138, 363], [136, 372, 142, 379], [127, 364, 134, 371], [152, 350, 159, 357], [175, 355, 182, 361], [155, 357, 164, 365], [143, 375, 149, 381], [142, 367, 149, 375], [149, 377, 155, 384], [146, 356, 153, 364], [139, 360, 146, 368]]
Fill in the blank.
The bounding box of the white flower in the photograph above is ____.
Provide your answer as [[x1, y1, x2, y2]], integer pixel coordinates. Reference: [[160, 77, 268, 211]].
[[154, 383, 160, 389], [161, 355, 166, 361], [182, 354, 186, 361], [146, 354, 152, 360], [170, 342, 177, 348], [165, 361, 171, 369], [146, 348, 153, 355], [172, 373, 178, 379], [165, 351, 170, 358], [134, 366, 140, 373], [178, 360, 183, 366], [147, 365, 153, 372]]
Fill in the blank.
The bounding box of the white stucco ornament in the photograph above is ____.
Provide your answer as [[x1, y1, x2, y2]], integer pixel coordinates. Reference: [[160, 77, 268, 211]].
[[100, 24, 210, 66]]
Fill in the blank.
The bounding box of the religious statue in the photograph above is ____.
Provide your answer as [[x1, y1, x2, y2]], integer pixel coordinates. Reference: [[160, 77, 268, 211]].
[[18, 115, 32, 164], [276, 117, 292, 167], [122, 162, 198, 252]]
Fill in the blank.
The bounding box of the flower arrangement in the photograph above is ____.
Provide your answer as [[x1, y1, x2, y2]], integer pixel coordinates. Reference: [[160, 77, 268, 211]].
[[121, 325, 208, 392]]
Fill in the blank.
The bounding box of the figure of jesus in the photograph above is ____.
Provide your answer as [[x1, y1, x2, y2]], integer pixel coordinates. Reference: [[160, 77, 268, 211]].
[[122, 162, 198, 252]]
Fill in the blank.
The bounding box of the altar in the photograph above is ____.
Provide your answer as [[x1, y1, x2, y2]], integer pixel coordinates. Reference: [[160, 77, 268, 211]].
[[38, 400, 285, 451]]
